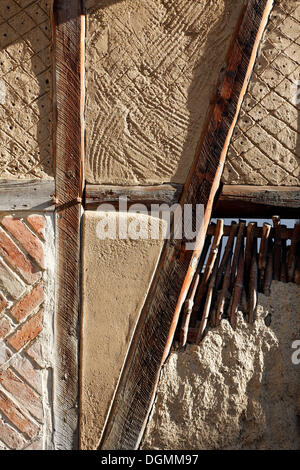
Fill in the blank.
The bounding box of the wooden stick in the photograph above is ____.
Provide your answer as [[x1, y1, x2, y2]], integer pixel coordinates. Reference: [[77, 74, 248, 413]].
[[258, 222, 271, 291], [229, 237, 245, 329], [216, 221, 238, 290], [263, 238, 273, 296], [248, 237, 258, 324], [244, 222, 257, 293], [230, 220, 246, 291], [287, 223, 300, 282], [272, 215, 281, 281], [215, 254, 231, 327], [207, 223, 294, 240], [280, 226, 287, 283], [192, 219, 224, 317], [295, 249, 300, 285], [179, 274, 200, 348], [196, 248, 221, 343]]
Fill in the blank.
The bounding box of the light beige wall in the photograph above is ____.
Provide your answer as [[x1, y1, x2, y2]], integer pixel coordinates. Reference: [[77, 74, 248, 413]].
[[142, 282, 300, 450], [85, 0, 243, 185], [223, 0, 300, 186], [0, 0, 53, 179], [80, 211, 166, 449]]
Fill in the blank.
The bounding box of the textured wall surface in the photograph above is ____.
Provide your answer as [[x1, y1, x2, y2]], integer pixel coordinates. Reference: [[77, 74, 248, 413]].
[[85, 0, 243, 184], [223, 0, 300, 185], [80, 211, 166, 449], [0, 214, 54, 450], [0, 0, 53, 179], [142, 282, 300, 450]]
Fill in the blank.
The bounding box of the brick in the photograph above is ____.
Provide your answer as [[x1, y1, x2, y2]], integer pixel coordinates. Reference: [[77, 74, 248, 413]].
[[12, 355, 42, 394], [0, 316, 12, 340], [24, 438, 43, 450], [26, 215, 45, 241], [0, 417, 25, 450], [0, 228, 41, 285], [10, 282, 44, 322], [1, 217, 44, 269], [0, 293, 8, 314], [6, 309, 43, 352], [0, 368, 43, 422], [0, 261, 25, 299], [0, 390, 39, 439], [25, 338, 44, 368], [0, 341, 13, 365]]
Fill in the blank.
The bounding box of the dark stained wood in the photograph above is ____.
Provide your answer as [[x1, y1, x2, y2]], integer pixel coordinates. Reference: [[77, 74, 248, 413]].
[[52, 0, 84, 450], [214, 185, 300, 218], [85, 183, 183, 209], [207, 223, 294, 241], [272, 216, 281, 281], [100, 0, 273, 450], [288, 223, 300, 282]]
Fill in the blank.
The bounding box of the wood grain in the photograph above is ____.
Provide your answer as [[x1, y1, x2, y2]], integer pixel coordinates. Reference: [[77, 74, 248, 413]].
[[52, 0, 84, 450], [0, 180, 55, 212], [100, 0, 273, 451]]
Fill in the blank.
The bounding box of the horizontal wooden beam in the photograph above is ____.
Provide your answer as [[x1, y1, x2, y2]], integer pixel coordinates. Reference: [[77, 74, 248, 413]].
[[0, 179, 55, 212], [214, 185, 300, 218], [85, 184, 183, 209]]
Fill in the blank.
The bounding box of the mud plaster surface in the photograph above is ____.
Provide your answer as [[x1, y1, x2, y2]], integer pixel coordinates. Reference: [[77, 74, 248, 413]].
[[142, 282, 300, 450], [80, 211, 167, 450], [0, 0, 53, 179], [223, 0, 300, 186], [86, 0, 243, 184]]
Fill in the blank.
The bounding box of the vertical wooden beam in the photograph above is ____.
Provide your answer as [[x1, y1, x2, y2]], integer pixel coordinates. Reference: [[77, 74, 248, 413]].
[[52, 0, 84, 450], [100, 0, 273, 450]]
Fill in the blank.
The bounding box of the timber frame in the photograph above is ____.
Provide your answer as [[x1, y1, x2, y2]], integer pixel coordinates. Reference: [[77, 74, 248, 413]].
[[5, 0, 298, 450]]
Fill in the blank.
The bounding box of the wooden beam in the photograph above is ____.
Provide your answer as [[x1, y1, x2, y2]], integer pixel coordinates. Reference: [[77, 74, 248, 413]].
[[85, 183, 183, 209], [52, 0, 84, 450], [100, 0, 273, 450], [0, 179, 55, 212], [214, 185, 300, 218]]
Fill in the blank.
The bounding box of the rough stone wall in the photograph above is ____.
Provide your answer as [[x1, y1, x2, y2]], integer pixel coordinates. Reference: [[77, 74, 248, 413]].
[[85, 0, 243, 185], [222, 0, 300, 185], [0, 0, 53, 179], [0, 214, 54, 450], [142, 282, 300, 450]]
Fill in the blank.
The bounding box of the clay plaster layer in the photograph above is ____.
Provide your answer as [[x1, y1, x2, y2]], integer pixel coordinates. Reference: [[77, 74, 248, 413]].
[[80, 211, 167, 450], [223, 0, 300, 185], [85, 0, 243, 185], [142, 282, 300, 450], [0, 0, 53, 179]]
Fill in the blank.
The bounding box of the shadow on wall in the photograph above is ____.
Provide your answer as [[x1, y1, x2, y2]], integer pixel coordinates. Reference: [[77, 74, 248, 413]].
[[85, 0, 245, 185], [0, 0, 53, 179]]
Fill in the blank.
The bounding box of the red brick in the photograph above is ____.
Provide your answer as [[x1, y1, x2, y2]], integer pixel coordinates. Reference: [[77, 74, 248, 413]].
[[12, 355, 42, 394], [26, 215, 45, 241], [24, 438, 43, 450], [10, 282, 44, 322], [0, 368, 43, 422], [0, 416, 25, 450], [25, 338, 44, 368], [0, 261, 25, 300], [6, 309, 43, 351], [0, 342, 13, 365], [0, 390, 39, 439], [0, 228, 41, 285], [0, 293, 8, 314], [1, 217, 44, 269], [0, 316, 12, 340]]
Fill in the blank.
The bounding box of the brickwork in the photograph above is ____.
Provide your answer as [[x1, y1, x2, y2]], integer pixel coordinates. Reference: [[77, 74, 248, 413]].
[[0, 214, 52, 450], [222, 0, 300, 185]]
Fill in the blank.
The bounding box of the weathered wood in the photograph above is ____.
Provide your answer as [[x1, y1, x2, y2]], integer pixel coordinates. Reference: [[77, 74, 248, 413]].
[[215, 221, 238, 290], [215, 254, 231, 327], [229, 237, 245, 329], [280, 235, 287, 283], [100, 0, 273, 450], [52, 0, 84, 450], [85, 184, 183, 209], [0, 179, 55, 212], [244, 222, 257, 293], [214, 185, 300, 218], [272, 216, 281, 281], [179, 274, 200, 349], [263, 239, 273, 296], [248, 237, 258, 324], [207, 223, 294, 241], [287, 223, 300, 282], [258, 222, 271, 291]]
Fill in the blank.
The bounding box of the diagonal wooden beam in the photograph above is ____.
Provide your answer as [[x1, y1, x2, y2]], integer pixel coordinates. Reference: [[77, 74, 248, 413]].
[[100, 0, 273, 450], [52, 0, 84, 450]]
